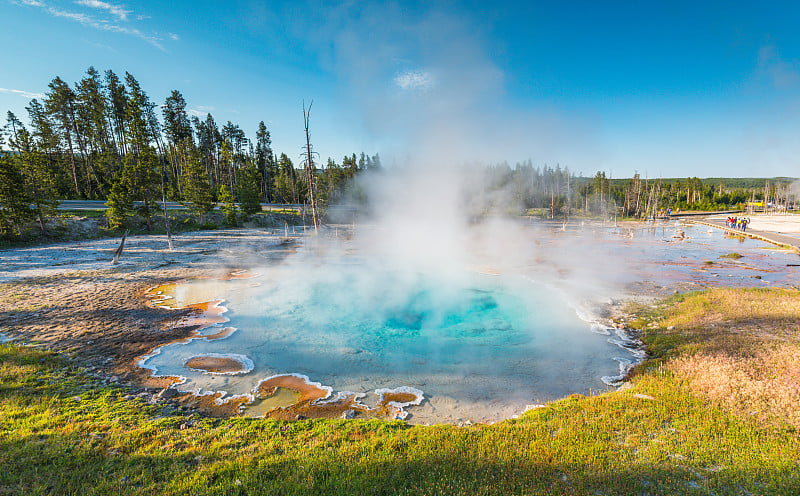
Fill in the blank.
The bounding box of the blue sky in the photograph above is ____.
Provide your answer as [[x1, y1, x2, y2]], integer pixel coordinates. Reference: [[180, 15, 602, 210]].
[[1, 0, 799, 178]]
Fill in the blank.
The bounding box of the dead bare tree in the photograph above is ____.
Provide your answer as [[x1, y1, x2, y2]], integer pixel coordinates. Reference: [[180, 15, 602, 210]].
[[301, 100, 320, 232], [111, 230, 129, 265]]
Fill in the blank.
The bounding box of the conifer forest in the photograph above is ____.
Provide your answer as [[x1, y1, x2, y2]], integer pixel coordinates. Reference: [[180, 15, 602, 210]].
[[0, 67, 796, 240]]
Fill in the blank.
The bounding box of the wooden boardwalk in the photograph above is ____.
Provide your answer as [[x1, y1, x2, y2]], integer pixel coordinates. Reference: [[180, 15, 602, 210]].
[[689, 218, 800, 254]]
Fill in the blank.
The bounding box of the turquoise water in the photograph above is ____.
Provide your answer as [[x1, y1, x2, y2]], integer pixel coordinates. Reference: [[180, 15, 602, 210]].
[[141, 221, 799, 423], [144, 255, 623, 423]]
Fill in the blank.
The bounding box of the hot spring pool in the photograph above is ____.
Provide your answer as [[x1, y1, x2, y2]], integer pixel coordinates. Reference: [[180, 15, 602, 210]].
[[140, 221, 798, 423], [142, 253, 630, 423]]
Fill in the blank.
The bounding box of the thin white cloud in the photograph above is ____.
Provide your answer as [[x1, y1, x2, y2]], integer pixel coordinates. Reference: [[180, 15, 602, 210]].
[[15, 0, 168, 50], [75, 0, 130, 21], [187, 107, 216, 117], [0, 87, 45, 99], [394, 70, 434, 91]]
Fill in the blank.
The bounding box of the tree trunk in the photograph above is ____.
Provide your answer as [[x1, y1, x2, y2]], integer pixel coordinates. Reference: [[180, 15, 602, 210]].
[[63, 124, 80, 196], [303, 102, 320, 231]]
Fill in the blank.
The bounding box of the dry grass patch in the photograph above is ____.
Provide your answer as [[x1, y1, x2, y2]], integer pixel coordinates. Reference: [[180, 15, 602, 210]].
[[660, 288, 800, 332], [647, 288, 800, 429], [670, 344, 800, 429]]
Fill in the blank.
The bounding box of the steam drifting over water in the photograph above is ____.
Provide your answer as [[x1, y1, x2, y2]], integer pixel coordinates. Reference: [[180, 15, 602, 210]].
[[141, 152, 648, 423], [140, 5, 800, 422]]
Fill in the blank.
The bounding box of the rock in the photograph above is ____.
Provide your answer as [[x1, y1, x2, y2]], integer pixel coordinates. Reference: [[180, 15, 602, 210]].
[[633, 393, 656, 401], [340, 409, 357, 419], [72, 396, 82, 402], [122, 395, 136, 401]]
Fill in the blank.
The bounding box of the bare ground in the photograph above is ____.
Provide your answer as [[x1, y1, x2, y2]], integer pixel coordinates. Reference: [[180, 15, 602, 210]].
[[0, 229, 301, 411]]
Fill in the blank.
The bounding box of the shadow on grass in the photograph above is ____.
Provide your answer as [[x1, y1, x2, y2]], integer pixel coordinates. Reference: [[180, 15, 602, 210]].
[[0, 431, 797, 496]]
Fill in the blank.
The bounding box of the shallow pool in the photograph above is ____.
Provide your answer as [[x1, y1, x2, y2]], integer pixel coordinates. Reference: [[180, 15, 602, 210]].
[[140, 221, 799, 423]]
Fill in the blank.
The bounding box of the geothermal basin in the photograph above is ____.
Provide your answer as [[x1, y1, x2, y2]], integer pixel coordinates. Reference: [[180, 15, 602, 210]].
[[140, 221, 799, 424]]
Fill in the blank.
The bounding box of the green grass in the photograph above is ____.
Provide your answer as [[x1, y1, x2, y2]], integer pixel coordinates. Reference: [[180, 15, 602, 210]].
[[762, 243, 796, 251], [2, 316, 800, 495], [719, 252, 743, 259]]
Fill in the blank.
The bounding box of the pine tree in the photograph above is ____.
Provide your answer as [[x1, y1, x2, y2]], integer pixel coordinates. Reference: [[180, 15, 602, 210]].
[[7, 121, 59, 235], [76, 67, 112, 153], [44, 77, 81, 196], [48, 76, 96, 196], [124, 72, 152, 154], [221, 122, 246, 155], [102, 73, 161, 229], [162, 90, 192, 145], [219, 184, 238, 226], [129, 147, 162, 230], [105, 154, 133, 229], [255, 121, 273, 200], [370, 153, 382, 170], [238, 160, 263, 216], [219, 140, 235, 193], [26, 99, 71, 199], [0, 154, 32, 236], [26, 99, 60, 153], [162, 90, 192, 194], [182, 145, 213, 223], [22, 150, 59, 236], [193, 113, 220, 189], [274, 153, 297, 204], [105, 70, 128, 155]]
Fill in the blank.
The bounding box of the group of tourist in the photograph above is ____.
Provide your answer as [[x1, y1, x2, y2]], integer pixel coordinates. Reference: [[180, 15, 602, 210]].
[[726, 216, 750, 231]]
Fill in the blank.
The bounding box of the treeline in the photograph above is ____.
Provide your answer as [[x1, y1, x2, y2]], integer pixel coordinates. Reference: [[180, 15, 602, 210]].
[[0, 66, 381, 236], [485, 162, 797, 219], [1, 66, 796, 238], [612, 175, 797, 217]]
